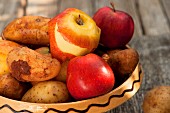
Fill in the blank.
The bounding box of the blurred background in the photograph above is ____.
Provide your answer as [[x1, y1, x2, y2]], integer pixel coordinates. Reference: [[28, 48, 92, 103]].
[[0, 0, 170, 37], [0, 0, 170, 113]]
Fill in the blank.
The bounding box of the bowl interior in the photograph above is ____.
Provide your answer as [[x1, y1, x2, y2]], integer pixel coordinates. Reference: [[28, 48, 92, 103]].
[[0, 63, 143, 113]]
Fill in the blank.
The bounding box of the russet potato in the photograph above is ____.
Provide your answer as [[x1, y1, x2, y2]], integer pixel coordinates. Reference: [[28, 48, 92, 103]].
[[143, 86, 170, 113], [2, 16, 50, 45], [105, 48, 139, 76], [101, 48, 139, 86], [0, 39, 21, 75], [35, 46, 51, 57], [0, 73, 29, 100], [7, 47, 61, 82], [55, 60, 70, 83]]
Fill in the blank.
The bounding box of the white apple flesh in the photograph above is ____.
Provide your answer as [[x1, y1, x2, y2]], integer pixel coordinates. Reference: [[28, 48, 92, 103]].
[[49, 8, 101, 62]]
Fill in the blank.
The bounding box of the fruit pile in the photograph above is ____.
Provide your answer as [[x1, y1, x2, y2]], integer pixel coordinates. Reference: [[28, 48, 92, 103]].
[[0, 3, 139, 103]]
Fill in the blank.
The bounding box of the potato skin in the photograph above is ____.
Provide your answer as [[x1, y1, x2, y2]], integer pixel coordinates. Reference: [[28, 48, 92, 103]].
[[0, 73, 28, 100], [55, 60, 70, 83], [143, 86, 170, 113], [35, 47, 51, 57], [7, 47, 61, 82], [105, 48, 139, 79], [0, 40, 21, 75], [21, 81, 70, 103], [2, 16, 50, 45]]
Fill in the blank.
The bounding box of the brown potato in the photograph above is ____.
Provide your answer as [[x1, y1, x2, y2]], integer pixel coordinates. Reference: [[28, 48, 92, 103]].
[[22, 81, 70, 103], [7, 47, 61, 82], [2, 16, 50, 45], [35, 47, 51, 57], [56, 60, 70, 83], [143, 86, 170, 113], [0, 39, 21, 75], [103, 48, 139, 84], [0, 73, 29, 100]]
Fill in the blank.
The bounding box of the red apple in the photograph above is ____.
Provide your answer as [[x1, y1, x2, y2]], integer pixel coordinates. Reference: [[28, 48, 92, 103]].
[[93, 3, 134, 49], [67, 53, 115, 100], [48, 8, 101, 62]]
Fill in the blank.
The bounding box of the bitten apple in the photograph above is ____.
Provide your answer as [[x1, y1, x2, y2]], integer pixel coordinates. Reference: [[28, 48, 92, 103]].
[[93, 3, 134, 48], [49, 8, 101, 62], [67, 53, 115, 100]]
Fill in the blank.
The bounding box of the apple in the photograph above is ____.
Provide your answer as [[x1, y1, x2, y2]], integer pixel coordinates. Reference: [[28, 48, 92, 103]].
[[48, 8, 101, 62], [93, 2, 134, 49], [67, 53, 115, 100]]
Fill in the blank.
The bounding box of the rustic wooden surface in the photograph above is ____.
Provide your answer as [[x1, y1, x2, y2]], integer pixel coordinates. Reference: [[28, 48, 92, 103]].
[[0, 0, 170, 113]]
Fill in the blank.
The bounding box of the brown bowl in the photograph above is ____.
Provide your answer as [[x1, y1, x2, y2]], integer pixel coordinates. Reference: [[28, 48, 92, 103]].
[[0, 63, 143, 113]]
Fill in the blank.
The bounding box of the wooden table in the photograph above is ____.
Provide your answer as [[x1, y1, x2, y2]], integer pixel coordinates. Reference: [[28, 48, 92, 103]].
[[0, 0, 170, 113]]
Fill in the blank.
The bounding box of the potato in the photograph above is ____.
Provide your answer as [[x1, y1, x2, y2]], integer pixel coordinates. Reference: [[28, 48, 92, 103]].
[[104, 48, 139, 80], [0, 40, 21, 75], [0, 73, 29, 100], [143, 86, 170, 113], [35, 47, 51, 57], [56, 60, 70, 83], [7, 47, 61, 82], [2, 16, 50, 45], [21, 81, 70, 103]]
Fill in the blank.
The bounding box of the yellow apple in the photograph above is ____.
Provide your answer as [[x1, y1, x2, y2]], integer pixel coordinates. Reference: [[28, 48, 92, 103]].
[[48, 8, 101, 62]]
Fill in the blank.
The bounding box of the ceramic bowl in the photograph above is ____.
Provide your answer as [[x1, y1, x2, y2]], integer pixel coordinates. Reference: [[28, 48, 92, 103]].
[[0, 63, 143, 113]]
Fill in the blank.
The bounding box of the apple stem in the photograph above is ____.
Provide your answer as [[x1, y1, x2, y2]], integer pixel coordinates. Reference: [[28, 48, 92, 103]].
[[110, 2, 116, 12], [102, 54, 110, 62], [76, 15, 83, 25]]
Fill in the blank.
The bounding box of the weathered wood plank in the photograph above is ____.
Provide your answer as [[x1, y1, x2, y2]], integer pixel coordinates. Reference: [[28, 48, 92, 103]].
[[59, 0, 93, 16], [138, 0, 170, 36], [161, 0, 170, 25], [93, 0, 143, 38], [0, 0, 20, 33], [107, 33, 170, 113], [26, 0, 60, 18]]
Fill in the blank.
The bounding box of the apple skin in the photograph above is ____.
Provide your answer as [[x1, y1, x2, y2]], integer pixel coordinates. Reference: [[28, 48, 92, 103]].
[[49, 8, 101, 62], [67, 53, 115, 100], [93, 5, 134, 49]]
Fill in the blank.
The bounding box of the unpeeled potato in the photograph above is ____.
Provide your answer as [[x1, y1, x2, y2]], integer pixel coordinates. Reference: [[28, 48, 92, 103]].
[[0, 73, 29, 100], [0, 39, 21, 75], [56, 60, 70, 83], [7, 47, 61, 82], [35, 46, 51, 57], [103, 48, 139, 79], [21, 81, 70, 103], [143, 86, 170, 113], [2, 16, 50, 45]]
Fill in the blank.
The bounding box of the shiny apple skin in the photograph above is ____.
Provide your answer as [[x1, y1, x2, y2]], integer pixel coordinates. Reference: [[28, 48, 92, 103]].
[[67, 53, 115, 100], [93, 6, 134, 49]]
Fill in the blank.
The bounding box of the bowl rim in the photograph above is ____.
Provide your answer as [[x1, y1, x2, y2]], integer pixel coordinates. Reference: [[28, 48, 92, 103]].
[[0, 63, 142, 104], [0, 63, 143, 113]]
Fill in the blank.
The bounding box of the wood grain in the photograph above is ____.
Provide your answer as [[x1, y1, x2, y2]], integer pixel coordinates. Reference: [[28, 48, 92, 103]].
[[161, 0, 170, 26], [138, 0, 170, 35], [0, 0, 170, 113], [26, 0, 60, 18], [0, 0, 20, 33], [107, 33, 170, 113], [58, 0, 93, 16]]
